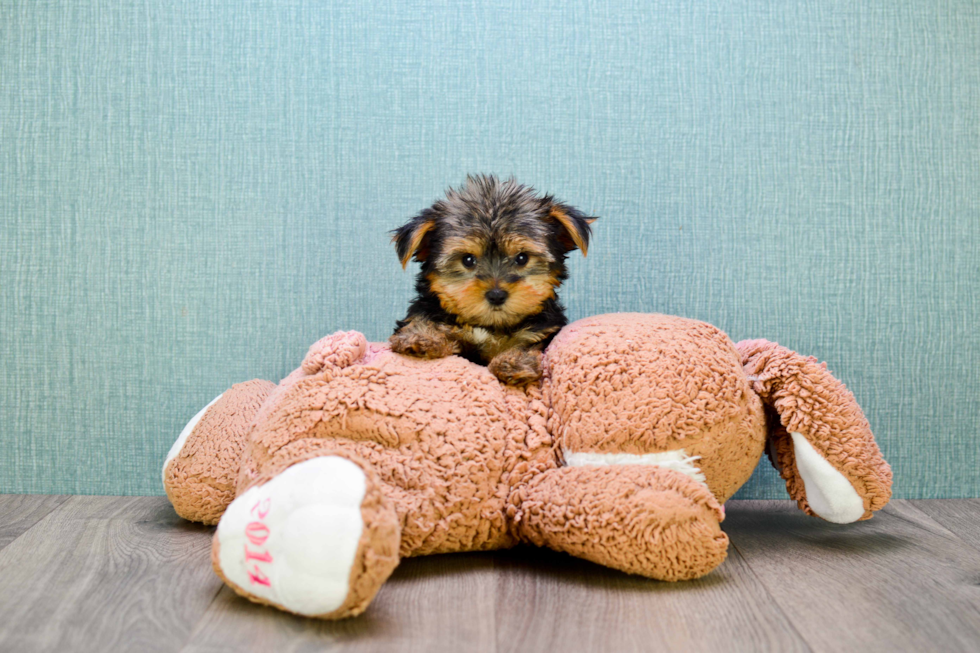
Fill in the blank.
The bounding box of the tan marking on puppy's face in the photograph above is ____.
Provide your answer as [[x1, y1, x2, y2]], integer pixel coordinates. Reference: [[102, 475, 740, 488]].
[[433, 235, 487, 271], [497, 234, 549, 262], [498, 272, 560, 319], [427, 274, 494, 323], [429, 269, 558, 329]]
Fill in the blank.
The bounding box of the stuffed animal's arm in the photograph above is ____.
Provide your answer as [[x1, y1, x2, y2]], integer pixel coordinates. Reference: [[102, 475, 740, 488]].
[[163, 379, 277, 524]]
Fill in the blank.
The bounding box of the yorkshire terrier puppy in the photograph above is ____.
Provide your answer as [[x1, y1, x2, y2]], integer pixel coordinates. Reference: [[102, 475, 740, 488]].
[[390, 175, 598, 386]]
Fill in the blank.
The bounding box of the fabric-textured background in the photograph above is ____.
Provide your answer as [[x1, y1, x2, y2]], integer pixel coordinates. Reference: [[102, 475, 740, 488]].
[[2, 0, 978, 498]]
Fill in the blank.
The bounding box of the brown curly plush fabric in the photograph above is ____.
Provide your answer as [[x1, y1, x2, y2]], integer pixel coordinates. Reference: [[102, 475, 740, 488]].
[[545, 313, 766, 503], [164, 379, 275, 525], [513, 464, 728, 580], [736, 339, 892, 519], [163, 313, 892, 619]]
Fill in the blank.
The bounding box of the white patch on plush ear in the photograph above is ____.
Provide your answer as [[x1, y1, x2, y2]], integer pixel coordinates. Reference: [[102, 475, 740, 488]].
[[562, 448, 707, 485], [215, 456, 366, 617], [162, 393, 223, 485], [790, 432, 865, 524]]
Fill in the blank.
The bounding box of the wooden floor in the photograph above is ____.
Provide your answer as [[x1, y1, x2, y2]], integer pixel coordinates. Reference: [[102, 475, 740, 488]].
[[0, 497, 977, 653]]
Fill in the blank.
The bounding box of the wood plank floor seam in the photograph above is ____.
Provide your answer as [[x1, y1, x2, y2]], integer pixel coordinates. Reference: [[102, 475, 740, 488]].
[[908, 499, 980, 557], [0, 496, 225, 653], [724, 537, 816, 653], [0, 494, 73, 552], [177, 568, 231, 653]]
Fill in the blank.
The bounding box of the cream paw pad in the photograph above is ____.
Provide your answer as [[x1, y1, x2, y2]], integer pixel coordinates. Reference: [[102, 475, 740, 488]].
[[213, 456, 374, 617]]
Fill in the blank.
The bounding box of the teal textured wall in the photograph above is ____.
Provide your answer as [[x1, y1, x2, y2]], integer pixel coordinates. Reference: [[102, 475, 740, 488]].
[[2, 1, 978, 497]]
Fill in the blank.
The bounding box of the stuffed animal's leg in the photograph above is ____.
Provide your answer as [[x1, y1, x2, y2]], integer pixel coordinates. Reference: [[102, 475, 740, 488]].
[[212, 454, 401, 619], [510, 464, 728, 581], [736, 339, 892, 523], [163, 379, 276, 525]]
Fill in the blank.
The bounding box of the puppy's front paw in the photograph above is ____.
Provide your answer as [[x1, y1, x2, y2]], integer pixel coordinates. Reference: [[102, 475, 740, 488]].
[[489, 348, 542, 386], [390, 325, 459, 359]]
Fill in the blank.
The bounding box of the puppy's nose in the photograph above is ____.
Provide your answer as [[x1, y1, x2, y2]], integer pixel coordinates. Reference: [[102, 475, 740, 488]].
[[485, 288, 509, 306]]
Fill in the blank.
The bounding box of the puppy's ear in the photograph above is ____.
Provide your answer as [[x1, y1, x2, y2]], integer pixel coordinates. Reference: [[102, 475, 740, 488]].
[[391, 209, 438, 269], [548, 202, 598, 256]]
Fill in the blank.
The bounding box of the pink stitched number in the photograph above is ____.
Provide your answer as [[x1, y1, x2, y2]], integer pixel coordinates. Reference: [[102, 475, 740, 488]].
[[244, 546, 273, 563], [250, 498, 271, 519], [245, 521, 270, 546], [245, 498, 273, 586], [247, 565, 271, 587]]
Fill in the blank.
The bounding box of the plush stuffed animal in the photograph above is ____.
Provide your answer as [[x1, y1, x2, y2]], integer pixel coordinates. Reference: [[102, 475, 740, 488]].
[[163, 313, 891, 619]]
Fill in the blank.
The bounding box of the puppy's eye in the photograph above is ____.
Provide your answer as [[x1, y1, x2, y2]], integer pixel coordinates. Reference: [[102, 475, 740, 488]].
[[461, 254, 477, 269], [514, 252, 529, 266]]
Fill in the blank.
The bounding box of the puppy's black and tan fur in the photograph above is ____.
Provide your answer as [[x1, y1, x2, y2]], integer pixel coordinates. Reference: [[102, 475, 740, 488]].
[[390, 175, 597, 385]]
